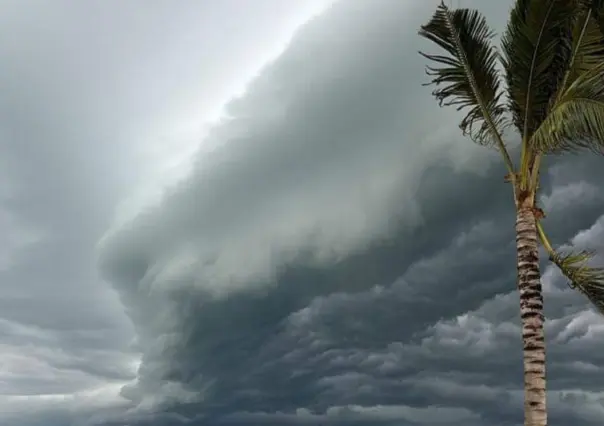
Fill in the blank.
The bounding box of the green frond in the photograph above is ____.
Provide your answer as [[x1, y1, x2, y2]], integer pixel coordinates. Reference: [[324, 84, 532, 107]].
[[501, 0, 576, 141], [550, 249, 604, 315], [529, 63, 604, 153], [418, 2, 508, 149], [555, 0, 604, 100]]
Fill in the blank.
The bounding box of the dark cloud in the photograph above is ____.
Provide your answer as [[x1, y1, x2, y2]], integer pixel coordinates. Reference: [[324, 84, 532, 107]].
[[0, 0, 333, 424], [94, 1, 604, 426], [3, 0, 604, 425]]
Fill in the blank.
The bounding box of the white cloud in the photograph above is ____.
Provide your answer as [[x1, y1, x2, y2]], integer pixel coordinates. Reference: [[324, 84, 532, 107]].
[[541, 181, 601, 213], [571, 214, 604, 249]]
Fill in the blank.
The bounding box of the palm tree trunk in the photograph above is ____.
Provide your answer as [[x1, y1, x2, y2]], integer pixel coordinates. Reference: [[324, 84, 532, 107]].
[[516, 206, 547, 426]]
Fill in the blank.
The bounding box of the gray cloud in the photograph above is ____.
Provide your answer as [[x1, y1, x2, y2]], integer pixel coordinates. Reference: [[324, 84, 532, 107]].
[[94, 0, 604, 425], [0, 0, 333, 425], [3, 0, 604, 425]]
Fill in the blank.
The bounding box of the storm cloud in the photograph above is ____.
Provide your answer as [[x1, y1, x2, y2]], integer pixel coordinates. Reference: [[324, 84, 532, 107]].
[[95, 0, 604, 425], [3, 0, 604, 425]]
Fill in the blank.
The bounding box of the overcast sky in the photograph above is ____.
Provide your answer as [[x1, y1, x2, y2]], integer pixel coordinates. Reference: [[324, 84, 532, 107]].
[[2, 1, 604, 425]]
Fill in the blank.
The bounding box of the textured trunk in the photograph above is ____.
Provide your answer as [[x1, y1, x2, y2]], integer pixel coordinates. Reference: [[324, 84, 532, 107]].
[[516, 206, 547, 426]]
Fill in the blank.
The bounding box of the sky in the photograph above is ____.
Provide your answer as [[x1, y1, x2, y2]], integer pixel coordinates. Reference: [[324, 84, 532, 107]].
[[1, 0, 604, 425]]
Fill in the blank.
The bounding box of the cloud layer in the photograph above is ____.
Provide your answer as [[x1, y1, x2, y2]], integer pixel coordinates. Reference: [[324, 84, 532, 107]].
[[8, 0, 602, 424], [0, 0, 332, 425]]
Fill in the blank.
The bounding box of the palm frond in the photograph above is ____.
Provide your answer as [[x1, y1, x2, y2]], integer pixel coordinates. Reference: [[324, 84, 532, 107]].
[[589, 0, 604, 33], [501, 0, 576, 141], [529, 63, 604, 153], [418, 2, 509, 151], [550, 249, 604, 315], [555, 0, 604, 99]]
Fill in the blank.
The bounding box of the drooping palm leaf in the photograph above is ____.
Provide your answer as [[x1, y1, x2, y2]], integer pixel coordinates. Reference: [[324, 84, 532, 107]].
[[418, 1, 512, 170], [501, 0, 576, 141], [530, 63, 604, 153], [550, 249, 604, 314]]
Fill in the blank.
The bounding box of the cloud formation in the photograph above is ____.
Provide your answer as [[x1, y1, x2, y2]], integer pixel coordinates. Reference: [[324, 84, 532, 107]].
[[0, 0, 333, 425], [3, 0, 604, 424], [94, 0, 604, 425]]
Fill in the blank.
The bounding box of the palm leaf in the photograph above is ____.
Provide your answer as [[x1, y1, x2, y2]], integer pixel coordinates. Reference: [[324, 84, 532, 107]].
[[555, 0, 604, 99], [501, 0, 576, 141], [550, 249, 604, 315], [589, 0, 604, 33], [418, 1, 508, 149], [529, 63, 604, 153]]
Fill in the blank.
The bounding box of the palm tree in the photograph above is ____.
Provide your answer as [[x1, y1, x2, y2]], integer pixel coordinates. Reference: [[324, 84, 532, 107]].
[[418, 1, 604, 425]]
